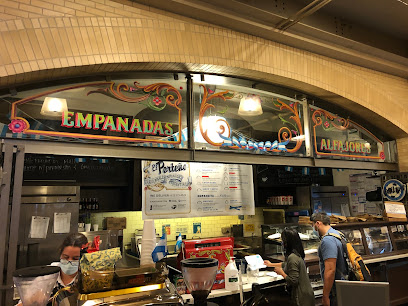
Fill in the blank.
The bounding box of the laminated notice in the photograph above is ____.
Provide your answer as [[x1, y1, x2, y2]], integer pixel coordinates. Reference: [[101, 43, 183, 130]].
[[29, 216, 50, 239]]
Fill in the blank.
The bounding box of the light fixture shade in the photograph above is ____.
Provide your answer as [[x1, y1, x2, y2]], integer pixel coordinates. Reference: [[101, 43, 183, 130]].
[[238, 95, 263, 116], [41, 97, 68, 116]]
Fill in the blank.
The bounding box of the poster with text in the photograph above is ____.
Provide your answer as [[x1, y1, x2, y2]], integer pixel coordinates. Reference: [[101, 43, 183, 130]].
[[142, 161, 255, 219]]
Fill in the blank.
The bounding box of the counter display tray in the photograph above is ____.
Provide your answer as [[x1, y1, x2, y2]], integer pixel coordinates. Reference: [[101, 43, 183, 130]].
[[78, 282, 166, 301]]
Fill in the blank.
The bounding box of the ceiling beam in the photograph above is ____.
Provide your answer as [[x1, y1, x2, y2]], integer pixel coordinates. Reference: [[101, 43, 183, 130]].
[[275, 0, 332, 32], [132, 0, 407, 78]]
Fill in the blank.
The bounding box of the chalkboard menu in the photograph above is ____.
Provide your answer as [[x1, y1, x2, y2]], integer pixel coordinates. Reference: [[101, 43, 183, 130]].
[[23, 154, 131, 185], [257, 165, 333, 187]]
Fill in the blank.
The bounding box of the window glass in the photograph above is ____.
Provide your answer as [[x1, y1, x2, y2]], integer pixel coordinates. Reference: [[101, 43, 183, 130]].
[[193, 81, 307, 156], [311, 106, 386, 161], [363, 226, 392, 255], [1, 77, 187, 148]]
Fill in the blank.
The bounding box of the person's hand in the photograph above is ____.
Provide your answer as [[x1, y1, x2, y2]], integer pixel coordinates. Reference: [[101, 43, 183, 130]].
[[322, 295, 330, 306], [264, 260, 273, 267], [264, 260, 281, 268]]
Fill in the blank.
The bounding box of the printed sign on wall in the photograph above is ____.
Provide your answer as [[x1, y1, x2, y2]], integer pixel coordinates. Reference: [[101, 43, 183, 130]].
[[142, 160, 255, 219]]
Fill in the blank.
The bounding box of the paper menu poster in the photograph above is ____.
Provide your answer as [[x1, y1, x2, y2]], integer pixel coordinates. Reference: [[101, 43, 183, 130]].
[[142, 160, 255, 219], [29, 216, 50, 239], [54, 213, 71, 234]]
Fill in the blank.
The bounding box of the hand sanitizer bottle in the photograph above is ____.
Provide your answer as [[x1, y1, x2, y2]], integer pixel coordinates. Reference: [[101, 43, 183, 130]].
[[225, 257, 239, 291]]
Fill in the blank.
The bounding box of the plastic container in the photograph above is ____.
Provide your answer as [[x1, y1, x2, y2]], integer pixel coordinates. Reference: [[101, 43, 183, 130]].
[[225, 258, 239, 291], [247, 265, 259, 284], [140, 220, 156, 267], [13, 265, 60, 306]]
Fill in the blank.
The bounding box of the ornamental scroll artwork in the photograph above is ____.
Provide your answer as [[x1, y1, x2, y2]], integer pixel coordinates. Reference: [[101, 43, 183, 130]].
[[311, 107, 385, 160], [197, 84, 305, 153], [8, 81, 183, 145]]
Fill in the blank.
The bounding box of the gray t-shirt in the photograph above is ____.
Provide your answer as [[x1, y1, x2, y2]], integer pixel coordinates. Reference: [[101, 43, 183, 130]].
[[318, 227, 348, 282]]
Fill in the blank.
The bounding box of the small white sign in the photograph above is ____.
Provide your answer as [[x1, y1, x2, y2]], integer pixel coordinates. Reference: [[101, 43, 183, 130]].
[[384, 201, 406, 216], [380, 226, 388, 234], [29, 216, 50, 239], [245, 254, 266, 270], [54, 213, 71, 234]]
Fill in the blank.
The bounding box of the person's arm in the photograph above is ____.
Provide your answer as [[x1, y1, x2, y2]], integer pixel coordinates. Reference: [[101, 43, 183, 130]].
[[264, 260, 282, 268], [278, 256, 299, 286], [322, 258, 336, 306], [320, 235, 339, 306]]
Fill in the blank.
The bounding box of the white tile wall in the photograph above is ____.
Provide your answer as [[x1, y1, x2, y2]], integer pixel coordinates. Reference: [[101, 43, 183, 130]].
[[91, 210, 264, 245]]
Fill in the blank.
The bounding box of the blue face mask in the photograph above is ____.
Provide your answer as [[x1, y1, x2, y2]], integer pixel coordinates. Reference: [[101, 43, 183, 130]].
[[60, 260, 79, 275]]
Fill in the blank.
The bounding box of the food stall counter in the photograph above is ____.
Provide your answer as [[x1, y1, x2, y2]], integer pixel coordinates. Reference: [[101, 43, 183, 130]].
[[181, 272, 285, 303]]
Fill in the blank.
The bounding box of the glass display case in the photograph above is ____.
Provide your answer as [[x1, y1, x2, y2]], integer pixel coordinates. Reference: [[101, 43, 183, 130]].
[[261, 223, 320, 258], [390, 224, 408, 251], [337, 229, 365, 255], [333, 221, 408, 257], [363, 226, 393, 255], [262, 221, 408, 260]]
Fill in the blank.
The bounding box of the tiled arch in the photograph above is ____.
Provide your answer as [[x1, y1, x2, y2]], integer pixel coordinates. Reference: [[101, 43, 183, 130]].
[[0, 0, 407, 140]]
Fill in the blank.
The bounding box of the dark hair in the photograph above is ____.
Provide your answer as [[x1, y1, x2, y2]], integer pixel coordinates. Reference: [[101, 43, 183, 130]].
[[281, 228, 305, 259], [310, 212, 331, 225], [58, 233, 88, 255]]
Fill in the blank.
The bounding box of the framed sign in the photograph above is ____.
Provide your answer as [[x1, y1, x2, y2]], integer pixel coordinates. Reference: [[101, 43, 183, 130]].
[[311, 106, 385, 161]]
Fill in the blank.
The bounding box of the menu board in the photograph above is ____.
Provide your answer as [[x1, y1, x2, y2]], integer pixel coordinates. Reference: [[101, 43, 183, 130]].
[[142, 161, 255, 219]]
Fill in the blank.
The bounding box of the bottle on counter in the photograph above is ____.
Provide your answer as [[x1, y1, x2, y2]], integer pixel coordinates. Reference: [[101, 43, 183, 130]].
[[92, 198, 99, 210], [225, 257, 239, 291]]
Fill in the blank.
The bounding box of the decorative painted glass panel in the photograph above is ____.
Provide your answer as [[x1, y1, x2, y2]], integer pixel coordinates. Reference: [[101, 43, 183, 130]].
[[193, 81, 307, 156], [310, 105, 385, 161], [0, 77, 187, 148]]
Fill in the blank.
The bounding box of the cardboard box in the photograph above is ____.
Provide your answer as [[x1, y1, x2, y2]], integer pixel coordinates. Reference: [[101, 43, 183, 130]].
[[330, 214, 347, 223], [104, 217, 126, 230], [384, 216, 408, 222], [298, 216, 312, 225]]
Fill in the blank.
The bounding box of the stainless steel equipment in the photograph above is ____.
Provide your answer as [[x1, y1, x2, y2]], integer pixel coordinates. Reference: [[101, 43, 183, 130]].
[[296, 186, 350, 216], [17, 186, 80, 269]]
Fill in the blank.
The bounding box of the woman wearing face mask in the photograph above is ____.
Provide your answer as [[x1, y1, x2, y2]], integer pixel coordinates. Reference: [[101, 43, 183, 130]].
[[264, 228, 314, 306], [16, 233, 88, 306], [48, 233, 88, 304]]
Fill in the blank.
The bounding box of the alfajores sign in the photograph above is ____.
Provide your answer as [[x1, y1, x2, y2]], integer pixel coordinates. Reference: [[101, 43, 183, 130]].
[[311, 107, 385, 160], [319, 139, 371, 154]]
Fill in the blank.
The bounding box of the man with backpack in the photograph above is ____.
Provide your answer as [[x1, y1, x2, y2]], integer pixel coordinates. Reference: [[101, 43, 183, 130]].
[[311, 212, 348, 306]]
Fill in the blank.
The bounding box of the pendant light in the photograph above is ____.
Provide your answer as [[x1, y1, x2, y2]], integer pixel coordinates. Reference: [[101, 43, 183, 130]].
[[238, 94, 263, 116], [40, 97, 68, 116]]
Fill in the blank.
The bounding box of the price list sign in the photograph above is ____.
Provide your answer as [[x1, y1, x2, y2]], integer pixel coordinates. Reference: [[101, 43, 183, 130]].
[[142, 161, 255, 219]]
